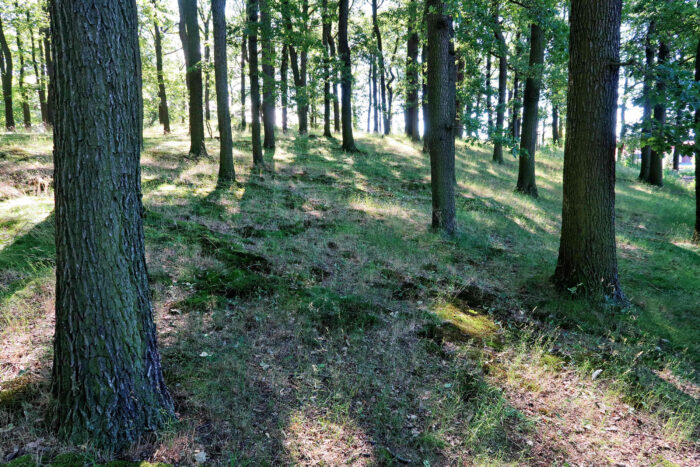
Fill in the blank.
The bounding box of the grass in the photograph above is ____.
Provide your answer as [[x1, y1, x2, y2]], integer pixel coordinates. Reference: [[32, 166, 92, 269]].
[[0, 126, 698, 465]]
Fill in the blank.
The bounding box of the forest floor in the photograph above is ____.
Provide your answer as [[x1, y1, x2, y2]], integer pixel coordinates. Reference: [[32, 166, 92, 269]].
[[0, 128, 699, 466]]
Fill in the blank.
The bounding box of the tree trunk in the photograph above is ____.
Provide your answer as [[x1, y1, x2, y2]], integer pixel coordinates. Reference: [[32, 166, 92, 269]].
[[367, 60, 373, 132], [639, 21, 655, 181], [426, 0, 456, 235], [327, 31, 340, 133], [178, 0, 207, 157], [492, 5, 507, 163], [322, 0, 332, 137], [247, 0, 264, 166], [153, 7, 171, 134], [283, 0, 309, 135], [693, 37, 700, 243], [259, 0, 275, 148], [0, 17, 15, 130], [554, 0, 623, 300], [648, 41, 668, 187], [213, 0, 234, 183], [42, 18, 54, 126], [422, 43, 429, 153], [486, 52, 492, 135], [240, 30, 247, 131], [515, 23, 545, 197], [372, 55, 379, 133], [202, 9, 211, 123], [338, 0, 356, 151], [29, 23, 48, 125], [552, 105, 559, 145], [406, 1, 420, 141], [50, 0, 174, 449], [15, 28, 31, 129], [455, 53, 465, 139], [672, 107, 682, 171], [510, 32, 521, 141], [280, 44, 288, 133], [372, 0, 389, 135], [617, 71, 627, 160]]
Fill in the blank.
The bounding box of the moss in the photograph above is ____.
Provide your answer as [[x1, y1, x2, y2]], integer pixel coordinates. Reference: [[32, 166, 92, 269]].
[[3, 454, 36, 467], [433, 302, 499, 340], [0, 373, 39, 410]]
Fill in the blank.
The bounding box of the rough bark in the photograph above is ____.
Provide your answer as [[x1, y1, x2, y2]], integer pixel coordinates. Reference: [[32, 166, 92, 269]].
[[554, 0, 623, 300], [260, 0, 275, 148], [213, 0, 234, 183], [406, 1, 420, 141], [0, 16, 15, 130], [639, 21, 655, 182], [515, 23, 545, 197], [247, 0, 264, 166], [426, 0, 456, 235], [338, 0, 356, 151], [648, 41, 668, 187], [178, 0, 207, 157], [51, 0, 174, 449], [153, 3, 171, 134]]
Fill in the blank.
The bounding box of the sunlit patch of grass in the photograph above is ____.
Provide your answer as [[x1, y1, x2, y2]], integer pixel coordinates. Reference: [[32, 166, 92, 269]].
[[432, 301, 499, 340]]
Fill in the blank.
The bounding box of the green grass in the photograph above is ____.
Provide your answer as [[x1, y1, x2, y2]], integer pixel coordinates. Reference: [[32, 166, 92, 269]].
[[0, 128, 698, 465]]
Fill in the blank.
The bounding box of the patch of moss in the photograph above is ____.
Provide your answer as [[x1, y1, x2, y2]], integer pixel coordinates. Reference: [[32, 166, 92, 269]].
[[3, 454, 36, 467], [0, 373, 39, 410], [433, 302, 499, 340]]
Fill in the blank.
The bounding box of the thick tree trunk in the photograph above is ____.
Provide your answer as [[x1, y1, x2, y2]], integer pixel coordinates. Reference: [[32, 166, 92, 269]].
[[280, 44, 288, 133], [327, 32, 340, 133], [178, 0, 207, 157], [50, 0, 174, 449], [554, 0, 623, 300], [153, 10, 171, 134], [240, 31, 247, 131], [248, 0, 264, 166], [213, 0, 234, 183], [29, 24, 48, 125], [694, 38, 700, 243], [322, 0, 332, 137], [648, 41, 668, 187], [426, 0, 456, 235], [338, 0, 356, 151], [0, 17, 15, 130], [515, 23, 545, 197], [639, 21, 655, 181], [260, 0, 276, 148], [492, 7, 507, 164], [406, 1, 420, 141]]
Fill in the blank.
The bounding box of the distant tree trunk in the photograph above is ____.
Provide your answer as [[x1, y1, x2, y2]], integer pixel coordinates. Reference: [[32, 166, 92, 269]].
[[322, 0, 332, 137], [178, 0, 207, 157], [422, 43, 429, 153], [510, 32, 521, 140], [201, 8, 211, 123], [29, 23, 48, 125], [0, 17, 15, 130], [455, 53, 465, 139], [280, 44, 288, 133], [693, 38, 700, 243], [259, 0, 275, 148], [639, 21, 655, 181], [153, 9, 171, 134], [327, 31, 340, 133], [406, 1, 420, 141], [247, 0, 264, 166], [372, 0, 389, 135], [283, 0, 309, 135], [486, 52, 492, 135], [15, 29, 31, 129], [240, 30, 247, 131], [338, 0, 356, 151], [552, 105, 559, 145], [372, 55, 379, 133], [617, 71, 627, 160], [426, 0, 456, 235], [648, 41, 668, 187], [492, 5, 507, 164], [51, 0, 174, 449], [555, 0, 623, 300], [515, 23, 545, 197], [213, 0, 234, 183], [367, 60, 373, 132], [672, 107, 682, 171], [42, 19, 54, 126]]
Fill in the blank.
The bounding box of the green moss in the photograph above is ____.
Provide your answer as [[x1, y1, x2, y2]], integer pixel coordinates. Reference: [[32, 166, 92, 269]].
[[3, 454, 36, 467]]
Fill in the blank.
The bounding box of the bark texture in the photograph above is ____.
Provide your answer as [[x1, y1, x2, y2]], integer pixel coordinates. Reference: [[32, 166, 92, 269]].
[[213, 0, 234, 183], [426, 0, 456, 235], [51, 0, 174, 449], [178, 0, 207, 157], [554, 0, 623, 300], [338, 0, 356, 151], [516, 23, 545, 197]]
